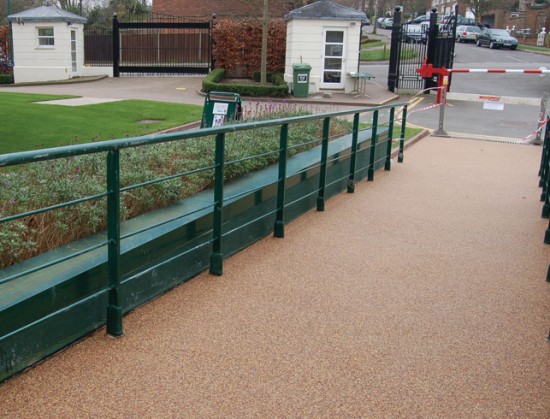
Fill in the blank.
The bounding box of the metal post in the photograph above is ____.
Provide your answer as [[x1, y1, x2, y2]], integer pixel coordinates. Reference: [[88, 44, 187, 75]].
[[8, 0, 14, 68], [424, 8, 439, 92], [368, 110, 379, 181], [317, 117, 330, 212], [274, 124, 288, 238], [112, 14, 120, 78], [210, 133, 225, 275], [387, 7, 401, 92], [106, 150, 123, 337], [538, 118, 549, 178], [398, 105, 407, 163], [542, 162, 550, 217], [385, 107, 395, 171], [433, 81, 449, 137], [535, 95, 548, 145], [347, 113, 360, 193]]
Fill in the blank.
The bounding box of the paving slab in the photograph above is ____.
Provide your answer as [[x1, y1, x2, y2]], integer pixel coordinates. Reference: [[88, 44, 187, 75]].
[[0, 76, 398, 109], [1, 136, 549, 417], [36, 97, 123, 106]]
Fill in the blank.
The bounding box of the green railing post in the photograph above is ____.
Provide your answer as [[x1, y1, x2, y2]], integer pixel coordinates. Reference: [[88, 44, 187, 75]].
[[274, 124, 288, 238], [317, 117, 330, 211], [544, 216, 550, 244], [385, 107, 395, 171], [368, 110, 379, 181], [210, 133, 225, 275], [347, 113, 360, 193], [539, 118, 549, 182], [542, 160, 550, 217], [398, 105, 408, 163], [106, 149, 123, 337]]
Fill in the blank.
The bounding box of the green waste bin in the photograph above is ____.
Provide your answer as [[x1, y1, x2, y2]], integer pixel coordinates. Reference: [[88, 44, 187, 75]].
[[200, 91, 243, 128], [292, 63, 311, 98]]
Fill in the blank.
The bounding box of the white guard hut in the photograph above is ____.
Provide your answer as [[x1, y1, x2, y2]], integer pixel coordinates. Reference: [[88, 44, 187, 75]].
[[284, 0, 366, 95], [8, 2, 87, 83]]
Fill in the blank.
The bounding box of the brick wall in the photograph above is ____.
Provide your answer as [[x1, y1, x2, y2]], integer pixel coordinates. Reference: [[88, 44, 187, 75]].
[[153, 0, 298, 18]]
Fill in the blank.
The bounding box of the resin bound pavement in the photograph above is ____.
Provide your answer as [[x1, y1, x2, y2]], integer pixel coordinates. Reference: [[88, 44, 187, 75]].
[[1, 135, 549, 417]]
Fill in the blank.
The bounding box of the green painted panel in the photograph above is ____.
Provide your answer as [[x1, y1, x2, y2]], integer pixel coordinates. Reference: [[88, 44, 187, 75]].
[[0, 127, 391, 383]]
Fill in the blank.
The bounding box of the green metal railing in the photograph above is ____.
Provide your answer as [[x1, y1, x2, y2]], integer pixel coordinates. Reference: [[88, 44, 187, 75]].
[[0, 103, 408, 337], [539, 114, 550, 277]]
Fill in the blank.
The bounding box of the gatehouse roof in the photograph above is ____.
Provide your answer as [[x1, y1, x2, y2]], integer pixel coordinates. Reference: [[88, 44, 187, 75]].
[[286, 0, 366, 21]]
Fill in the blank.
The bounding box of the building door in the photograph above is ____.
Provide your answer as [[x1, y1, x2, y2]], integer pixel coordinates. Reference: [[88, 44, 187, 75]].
[[71, 29, 77, 72], [321, 29, 346, 89]]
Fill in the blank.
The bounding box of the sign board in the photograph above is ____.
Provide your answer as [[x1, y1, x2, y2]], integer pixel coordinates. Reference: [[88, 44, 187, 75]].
[[483, 102, 505, 111], [297, 73, 308, 83], [212, 102, 229, 115], [479, 95, 501, 102]]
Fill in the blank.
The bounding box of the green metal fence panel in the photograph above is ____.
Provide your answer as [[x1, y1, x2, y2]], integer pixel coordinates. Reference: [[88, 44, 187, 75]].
[[0, 101, 410, 383]]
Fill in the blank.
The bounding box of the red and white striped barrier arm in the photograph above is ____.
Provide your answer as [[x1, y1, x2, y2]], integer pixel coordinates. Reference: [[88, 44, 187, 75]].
[[449, 68, 550, 74]]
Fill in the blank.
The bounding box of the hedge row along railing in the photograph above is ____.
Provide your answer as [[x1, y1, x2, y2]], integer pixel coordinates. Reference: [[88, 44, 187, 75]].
[[202, 68, 288, 97], [0, 102, 408, 339]]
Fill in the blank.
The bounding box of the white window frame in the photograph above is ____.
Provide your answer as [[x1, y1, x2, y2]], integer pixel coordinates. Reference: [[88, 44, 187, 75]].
[[37, 27, 55, 48], [71, 29, 77, 72]]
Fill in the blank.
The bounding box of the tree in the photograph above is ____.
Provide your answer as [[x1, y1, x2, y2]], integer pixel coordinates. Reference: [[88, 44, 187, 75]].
[[261, 0, 268, 84], [463, 0, 515, 23]]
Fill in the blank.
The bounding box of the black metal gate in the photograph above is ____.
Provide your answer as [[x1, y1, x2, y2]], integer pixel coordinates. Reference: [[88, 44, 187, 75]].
[[112, 13, 212, 77], [388, 6, 457, 93]]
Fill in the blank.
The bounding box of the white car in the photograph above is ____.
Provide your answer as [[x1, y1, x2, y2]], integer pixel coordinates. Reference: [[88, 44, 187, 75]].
[[455, 25, 481, 43]]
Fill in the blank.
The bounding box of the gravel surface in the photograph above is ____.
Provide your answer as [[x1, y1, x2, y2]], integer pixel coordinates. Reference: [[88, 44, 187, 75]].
[[1, 137, 549, 417]]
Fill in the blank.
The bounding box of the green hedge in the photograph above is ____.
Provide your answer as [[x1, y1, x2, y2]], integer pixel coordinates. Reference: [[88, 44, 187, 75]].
[[0, 74, 13, 84], [202, 69, 289, 98]]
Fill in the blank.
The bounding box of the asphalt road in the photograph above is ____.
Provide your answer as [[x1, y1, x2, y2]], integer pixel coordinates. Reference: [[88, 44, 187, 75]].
[[362, 29, 550, 140]]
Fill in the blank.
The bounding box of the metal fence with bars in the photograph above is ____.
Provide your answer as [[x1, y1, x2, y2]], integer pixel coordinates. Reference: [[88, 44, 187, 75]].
[[84, 12, 213, 75]]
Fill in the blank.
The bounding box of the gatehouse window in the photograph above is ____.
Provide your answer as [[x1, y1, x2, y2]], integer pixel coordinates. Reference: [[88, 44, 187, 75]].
[[37, 27, 55, 47]]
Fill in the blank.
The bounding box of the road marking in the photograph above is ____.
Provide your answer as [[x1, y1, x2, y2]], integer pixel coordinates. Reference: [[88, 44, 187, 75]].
[[507, 55, 528, 63], [446, 92, 541, 106]]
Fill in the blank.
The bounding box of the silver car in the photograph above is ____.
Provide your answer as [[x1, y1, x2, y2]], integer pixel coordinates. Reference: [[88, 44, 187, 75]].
[[455, 25, 481, 43]]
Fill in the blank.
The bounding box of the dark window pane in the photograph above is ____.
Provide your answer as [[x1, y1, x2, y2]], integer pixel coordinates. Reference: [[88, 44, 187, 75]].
[[325, 44, 343, 56], [323, 71, 341, 83], [326, 31, 344, 43]]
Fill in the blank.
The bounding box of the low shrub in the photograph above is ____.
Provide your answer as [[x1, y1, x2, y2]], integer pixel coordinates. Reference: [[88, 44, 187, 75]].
[[0, 74, 13, 84], [202, 68, 289, 98]]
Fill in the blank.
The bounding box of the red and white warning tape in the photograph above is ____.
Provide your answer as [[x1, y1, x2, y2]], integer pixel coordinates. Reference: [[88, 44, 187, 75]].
[[407, 102, 442, 115], [520, 116, 549, 142]]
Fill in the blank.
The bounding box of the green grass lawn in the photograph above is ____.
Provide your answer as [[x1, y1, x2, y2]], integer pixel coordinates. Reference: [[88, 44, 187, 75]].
[[360, 44, 417, 61], [0, 93, 203, 154], [518, 44, 550, 55]]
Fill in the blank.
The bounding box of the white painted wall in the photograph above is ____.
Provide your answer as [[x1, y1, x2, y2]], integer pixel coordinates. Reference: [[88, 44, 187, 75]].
[[285, 18, 362, 94], [11, 21, 110, 83]]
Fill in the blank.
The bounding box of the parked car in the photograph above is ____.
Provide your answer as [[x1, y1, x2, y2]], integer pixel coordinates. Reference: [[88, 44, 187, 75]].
[[476, 28, 518, 50], [457, 16, 476, 25], [403, 24, 427, 44], [455, 25, 481, 43], [379, 17, 393, 29], [412, 15, 430, 24]]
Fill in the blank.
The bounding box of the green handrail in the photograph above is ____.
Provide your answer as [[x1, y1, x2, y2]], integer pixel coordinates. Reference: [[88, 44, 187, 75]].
[[0, 101, 409, 339]]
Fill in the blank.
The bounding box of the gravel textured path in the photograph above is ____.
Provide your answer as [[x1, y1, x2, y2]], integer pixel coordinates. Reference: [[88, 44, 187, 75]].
[[1, 137, 549, 417]]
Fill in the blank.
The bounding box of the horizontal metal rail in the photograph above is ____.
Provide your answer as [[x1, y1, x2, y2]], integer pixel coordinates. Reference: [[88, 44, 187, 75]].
[[0, 102, 408, 338]]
